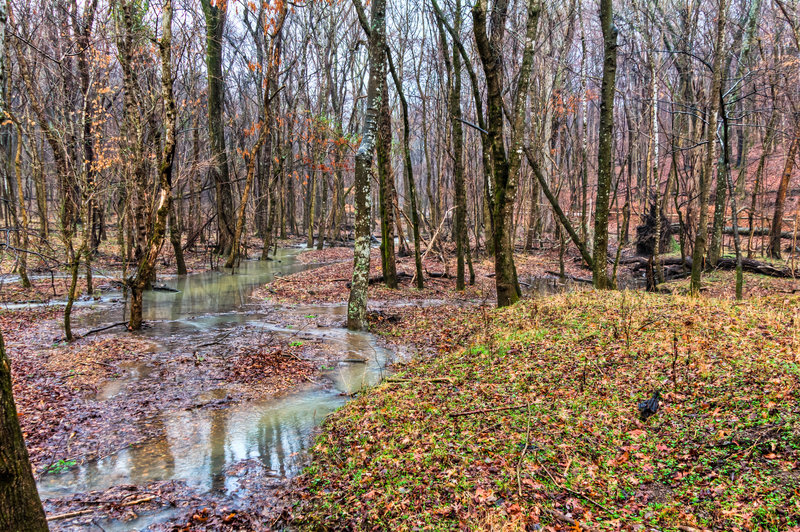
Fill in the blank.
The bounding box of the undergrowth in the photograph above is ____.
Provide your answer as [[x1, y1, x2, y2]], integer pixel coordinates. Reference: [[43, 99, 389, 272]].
[[295, 291, 800, 531]]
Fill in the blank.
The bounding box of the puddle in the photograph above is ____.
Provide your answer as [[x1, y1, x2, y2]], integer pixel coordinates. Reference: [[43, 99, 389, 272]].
[[96, 361, 155, 401], [37, 248, 395, 527], [37, 386, 349, 499]]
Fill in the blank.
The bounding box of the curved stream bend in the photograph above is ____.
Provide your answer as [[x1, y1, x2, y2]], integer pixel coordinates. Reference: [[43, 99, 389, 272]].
[[37, 249, 394, 516]]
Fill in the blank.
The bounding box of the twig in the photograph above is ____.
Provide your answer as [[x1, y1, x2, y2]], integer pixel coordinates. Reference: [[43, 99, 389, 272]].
[[53, 321, 130, 343], [536, 455, 612, 514], [545, 270, 593, 284], [385, 377, 453, 385], [449, 404, 528, 418], [46, 509, 94, 521], [412, 207, 455, 285], [82, 321, 129, 338], [279, 349, 303, 361], [516, 404, 532, 497], [198, 329, 235, 348], [543, 508, 601, 532], [78, 360, 112, 368], [46, 496, 156, 521]]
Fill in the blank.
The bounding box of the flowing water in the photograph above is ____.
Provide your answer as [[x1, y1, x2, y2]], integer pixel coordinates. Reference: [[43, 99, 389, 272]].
[[36, 249, 394, 517]]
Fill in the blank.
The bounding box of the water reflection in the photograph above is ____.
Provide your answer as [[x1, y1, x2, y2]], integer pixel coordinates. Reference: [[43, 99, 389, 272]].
[[37, 387, 349, 499], [78, 248, 313, 329], [38, 248, 393, 505]]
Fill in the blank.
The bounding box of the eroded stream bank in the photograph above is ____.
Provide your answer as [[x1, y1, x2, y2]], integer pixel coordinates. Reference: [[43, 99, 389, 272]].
[[30, 248, 400, 530]]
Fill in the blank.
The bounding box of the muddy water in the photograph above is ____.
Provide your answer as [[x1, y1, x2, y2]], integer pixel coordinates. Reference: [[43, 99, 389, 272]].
[[37, 249, 394, 507]]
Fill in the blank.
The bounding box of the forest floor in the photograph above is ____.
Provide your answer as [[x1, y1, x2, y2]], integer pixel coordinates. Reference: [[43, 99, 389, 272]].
[[250, 245, 800, 531], [292, 290, 800, 531], [255, 242, 608, 304]]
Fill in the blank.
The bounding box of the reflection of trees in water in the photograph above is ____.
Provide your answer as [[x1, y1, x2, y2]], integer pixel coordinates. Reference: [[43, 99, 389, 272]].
[[208, 407, 229, 491], [44, 415, 176, 495], [257, 408, 313, 477], [163, 410, 214, 490]]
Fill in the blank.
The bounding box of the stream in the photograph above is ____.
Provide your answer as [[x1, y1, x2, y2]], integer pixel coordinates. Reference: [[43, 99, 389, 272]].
[[35, 248, 395, 529]]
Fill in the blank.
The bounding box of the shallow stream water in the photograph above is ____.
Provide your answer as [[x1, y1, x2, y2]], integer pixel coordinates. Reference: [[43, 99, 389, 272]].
[[36, 249, 394, 524]]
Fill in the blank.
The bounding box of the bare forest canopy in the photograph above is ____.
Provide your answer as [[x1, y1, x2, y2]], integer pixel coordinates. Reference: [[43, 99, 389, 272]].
[[1, 0, 799, 325]]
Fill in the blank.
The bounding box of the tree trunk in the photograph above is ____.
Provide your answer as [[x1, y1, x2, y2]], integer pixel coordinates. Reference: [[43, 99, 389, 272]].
[[169, 191, 187, 275], [347, 0, 387, 330], [447, 0, 467, 290], [317, 172, 328, 251], [385, 47, 424, 289], [472, 0, 539, 307], [690, 0, 727, 294], [377, 80, 397, 288], [708, 150, 728, 265], [225, 151, 257, 269], [201, 0, 235, 256], [12, 123, 30, 288], [128, 0, 177, 330], [306, 167, 316, 248], [32, 144, 47, 240], [768, 120, 800, 259], [720, 88, 744, 298], [0, 331, 48, 531], [592, 0, 618, 289]]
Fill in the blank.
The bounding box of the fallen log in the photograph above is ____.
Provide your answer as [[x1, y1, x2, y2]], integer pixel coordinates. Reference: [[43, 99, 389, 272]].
[[346, 271, 413, 288], [152, 284, 179, 293], [638, 256, 799, 279], [714, 257, 798, 278], [545, 271, 593, 284], [621, 256, 690, 269], [669, 223, 796, 240]]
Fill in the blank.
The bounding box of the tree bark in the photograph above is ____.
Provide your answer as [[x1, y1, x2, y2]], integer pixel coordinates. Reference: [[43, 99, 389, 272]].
[[690, 0, 727, 294], [127, 0, 177, 330], [592, 0, 618, 289], [377, 80, 397, 288], [720, 88, 743, 298], [447, 0, 467, 290], [0, 331, 48, 531], [169, 192, 187, 275], [472, 0, 539, 307], [768, 120, 800, 259], [347, 0, 387, 330], [201, 0, 235, 256], [384, 46, 424, 289]]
